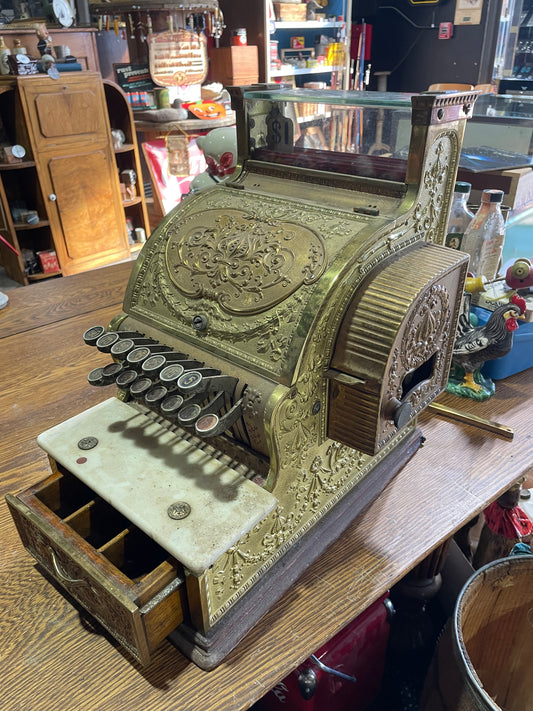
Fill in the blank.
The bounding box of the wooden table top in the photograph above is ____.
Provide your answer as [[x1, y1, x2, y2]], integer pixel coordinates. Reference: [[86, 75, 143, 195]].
[[1, 263, 532, 711]]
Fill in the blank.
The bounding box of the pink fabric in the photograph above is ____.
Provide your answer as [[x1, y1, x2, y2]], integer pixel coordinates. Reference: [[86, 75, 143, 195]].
[[484, 500, 533, 539]]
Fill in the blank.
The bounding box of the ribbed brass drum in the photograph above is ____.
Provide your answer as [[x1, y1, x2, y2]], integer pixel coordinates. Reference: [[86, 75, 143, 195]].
[[421, 556, 533, 710]]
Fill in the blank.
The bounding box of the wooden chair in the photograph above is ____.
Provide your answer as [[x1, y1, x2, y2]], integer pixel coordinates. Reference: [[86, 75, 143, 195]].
[[474, 83, 497, 94], [428, 83, 474, 91]]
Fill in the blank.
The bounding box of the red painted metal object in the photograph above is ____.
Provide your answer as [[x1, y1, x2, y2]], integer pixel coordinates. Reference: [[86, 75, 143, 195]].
[[257, 593, 393, 711]]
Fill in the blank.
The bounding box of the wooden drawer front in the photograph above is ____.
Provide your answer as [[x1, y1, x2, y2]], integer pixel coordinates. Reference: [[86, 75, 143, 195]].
[[6, 472, 185, 665], [8, 494, 151, 664], [20, 75, 108, 152]]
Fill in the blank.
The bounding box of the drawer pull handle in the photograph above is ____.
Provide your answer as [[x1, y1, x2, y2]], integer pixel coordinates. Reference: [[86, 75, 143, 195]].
[[49, 547, 84, 585]]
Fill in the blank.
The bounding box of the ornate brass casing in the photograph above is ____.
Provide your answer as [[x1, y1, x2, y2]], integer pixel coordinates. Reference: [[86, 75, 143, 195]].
[[8, 87, 476, 669]]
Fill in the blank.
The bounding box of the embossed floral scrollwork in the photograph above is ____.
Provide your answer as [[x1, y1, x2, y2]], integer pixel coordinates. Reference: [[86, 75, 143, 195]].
[[165, 209, 326, 315]]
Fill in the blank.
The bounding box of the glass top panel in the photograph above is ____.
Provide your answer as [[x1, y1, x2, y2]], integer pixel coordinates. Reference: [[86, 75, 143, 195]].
[[243, 89, 413, 181], [243, 88, 416, 109]]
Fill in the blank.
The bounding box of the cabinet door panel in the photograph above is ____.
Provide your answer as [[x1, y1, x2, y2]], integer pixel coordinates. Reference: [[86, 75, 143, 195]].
[[34, 90, 103, 139], [20, 75, 108, 152], [42, 148, 129, 272], [48, 150, 123, 260]]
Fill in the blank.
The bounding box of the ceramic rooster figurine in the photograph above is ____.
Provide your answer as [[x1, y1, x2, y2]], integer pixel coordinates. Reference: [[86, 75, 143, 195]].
[[447, 293, 526, 400]]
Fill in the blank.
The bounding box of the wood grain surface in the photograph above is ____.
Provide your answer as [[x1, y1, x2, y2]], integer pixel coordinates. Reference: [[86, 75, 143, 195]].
[[1, 263, 532, 711]]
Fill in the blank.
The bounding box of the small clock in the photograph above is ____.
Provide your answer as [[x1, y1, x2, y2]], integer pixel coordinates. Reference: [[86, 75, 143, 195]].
[[12, 145, 26, 159], [53, 0, 74, 28]]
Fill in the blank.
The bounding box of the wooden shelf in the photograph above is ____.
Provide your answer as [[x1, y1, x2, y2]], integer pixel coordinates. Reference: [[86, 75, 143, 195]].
[[270, 65, 341, 77], [27, 270, 62, 281], [274, 20, 344, 29], [114, 144, 135, 154], [122, 197, 143, 207], [0, 160, 36, 170], [14, 220, 50, 230]]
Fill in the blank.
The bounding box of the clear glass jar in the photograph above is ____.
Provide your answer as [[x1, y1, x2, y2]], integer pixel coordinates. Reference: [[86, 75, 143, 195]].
[[445, 181, 474, 251], [461, 189, 506, 280]]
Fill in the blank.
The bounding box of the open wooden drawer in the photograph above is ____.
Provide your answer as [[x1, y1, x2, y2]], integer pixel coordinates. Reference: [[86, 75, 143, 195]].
[[6, 462, 186, 665]]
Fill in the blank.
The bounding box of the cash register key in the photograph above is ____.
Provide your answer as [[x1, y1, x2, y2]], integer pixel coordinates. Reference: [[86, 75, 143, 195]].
[[160, 393, 184, 415], [95, 332, 122, 353], [177, 403, 202, 425], [141, 354, 168, 375], [175, 368, 221, 393], [101, 362, 124, 383], [145, 384, 168, 405], [195, 413, 220, 435], [159, 363, 185, 384], [141, 352, 191, 375], [115, 369, 138, 389], [195, 398, 244, 438], [129, 377, 153, 399], [83, 325, 106, 346], [126, 346, 153, 367], [111, 337, 154, 359], [87, 367, 106, 386], [126, 345, 171, 368], [176, 370, 203, 392]]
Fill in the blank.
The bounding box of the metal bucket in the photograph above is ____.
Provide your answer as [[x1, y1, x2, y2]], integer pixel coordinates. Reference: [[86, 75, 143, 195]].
[[420, 556, 533, 710]]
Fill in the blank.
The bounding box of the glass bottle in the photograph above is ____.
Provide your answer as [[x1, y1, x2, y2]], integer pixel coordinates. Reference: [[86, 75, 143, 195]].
[[461, 189, 506, 280], [12, 39, 27, 56], [445, 181, 474, 251], [0, 37, 11, 76]]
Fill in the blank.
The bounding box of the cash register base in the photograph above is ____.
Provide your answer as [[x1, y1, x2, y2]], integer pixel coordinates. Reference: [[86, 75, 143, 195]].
[[168, 429, 422, 668]]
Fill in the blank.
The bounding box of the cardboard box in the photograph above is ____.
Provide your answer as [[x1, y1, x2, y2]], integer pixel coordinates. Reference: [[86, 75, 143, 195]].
[[274, 2, 307, 22], [208, 46, 259, 86], [457, 166, 533, 216], [37, 250, 60, 274]]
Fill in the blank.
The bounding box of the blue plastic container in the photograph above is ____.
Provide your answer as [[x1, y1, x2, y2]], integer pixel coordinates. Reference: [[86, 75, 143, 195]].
[[471, 304, 533, 380]]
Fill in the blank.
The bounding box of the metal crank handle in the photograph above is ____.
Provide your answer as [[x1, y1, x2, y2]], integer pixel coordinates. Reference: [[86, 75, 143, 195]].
[[427, 402, 514, 440]]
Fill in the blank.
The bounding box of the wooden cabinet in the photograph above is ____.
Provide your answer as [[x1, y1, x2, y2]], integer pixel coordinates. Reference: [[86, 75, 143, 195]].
[[103, 80, 150, 254], [0, 73, 143, 284], [0, 82, 60, 284]]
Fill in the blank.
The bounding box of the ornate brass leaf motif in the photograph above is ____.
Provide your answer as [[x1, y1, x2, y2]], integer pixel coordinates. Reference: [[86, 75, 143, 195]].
[[165, 209, 326, 315]]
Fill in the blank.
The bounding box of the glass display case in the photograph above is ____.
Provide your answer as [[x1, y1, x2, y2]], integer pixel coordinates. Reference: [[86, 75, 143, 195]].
[[241, 88, 418, 186], [391, 92, 533, 174]]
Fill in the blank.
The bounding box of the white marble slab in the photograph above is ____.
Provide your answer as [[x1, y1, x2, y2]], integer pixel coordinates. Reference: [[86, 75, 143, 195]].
[[37, 398, 277, 576]]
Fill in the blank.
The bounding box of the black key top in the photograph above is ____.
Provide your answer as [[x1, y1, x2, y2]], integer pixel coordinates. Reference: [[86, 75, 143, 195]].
[[96, 332, 121, 353], [101, 361, 124, 384], [141, 352, 189, 375], [116, 369, 139, 389], [160, 393, 184, 415], [177, 403, 202, 426], [87, 367, 105, 386], [110, 337, 155, 359], [129, 377, 153, 399], [83, 325, 106, 346], [145, 384, 168, 406]]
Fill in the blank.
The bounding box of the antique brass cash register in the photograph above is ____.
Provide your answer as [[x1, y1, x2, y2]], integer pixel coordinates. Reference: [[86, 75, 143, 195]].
[[7, 87, 476, 669]]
